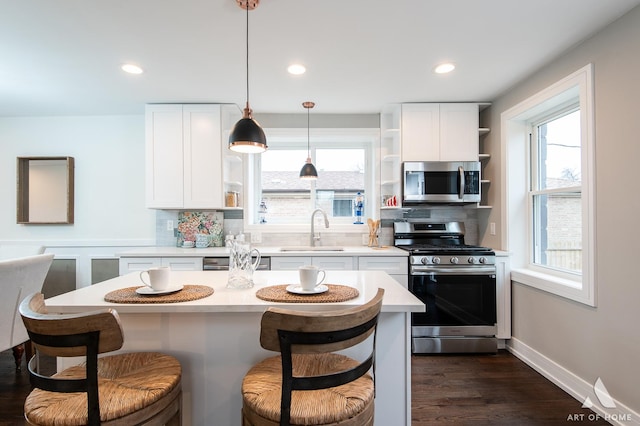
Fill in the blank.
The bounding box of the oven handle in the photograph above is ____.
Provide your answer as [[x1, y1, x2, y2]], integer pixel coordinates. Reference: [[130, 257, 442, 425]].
[[458, 166, 465, 199], [411, 266, 496, 275]]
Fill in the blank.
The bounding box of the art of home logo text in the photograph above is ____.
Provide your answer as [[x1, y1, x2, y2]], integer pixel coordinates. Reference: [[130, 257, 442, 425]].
[[566, 377, 633, 423]]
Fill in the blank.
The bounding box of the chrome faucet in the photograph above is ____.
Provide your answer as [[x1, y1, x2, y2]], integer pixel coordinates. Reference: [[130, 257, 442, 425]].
[[310, 208, 329, 246]]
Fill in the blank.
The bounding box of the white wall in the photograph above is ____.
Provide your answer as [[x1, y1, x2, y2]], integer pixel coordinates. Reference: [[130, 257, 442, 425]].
[[485, 5, 640, 416], [1, 115, 156, 285]]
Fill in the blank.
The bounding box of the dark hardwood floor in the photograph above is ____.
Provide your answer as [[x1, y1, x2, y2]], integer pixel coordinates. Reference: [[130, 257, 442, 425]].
[[411, 351, 608, 425], [1, 349, 607, 425]]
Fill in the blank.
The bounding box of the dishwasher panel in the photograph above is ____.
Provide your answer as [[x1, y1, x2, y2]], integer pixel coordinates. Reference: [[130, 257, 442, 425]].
[[203, 256, 270, 271]]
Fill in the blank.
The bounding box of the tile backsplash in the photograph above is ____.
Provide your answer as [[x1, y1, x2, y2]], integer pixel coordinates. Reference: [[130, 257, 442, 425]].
[[155, 207, 479, 247]]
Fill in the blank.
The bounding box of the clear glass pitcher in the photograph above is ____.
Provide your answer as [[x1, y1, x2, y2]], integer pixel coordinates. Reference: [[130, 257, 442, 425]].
[[227, 240, 261, 289]]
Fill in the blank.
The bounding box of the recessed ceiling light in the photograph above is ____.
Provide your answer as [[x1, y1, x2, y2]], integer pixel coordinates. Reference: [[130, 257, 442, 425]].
[[287, 64, 306, 75], [434, 63, 455, 74], [121, 64, 144, 74]]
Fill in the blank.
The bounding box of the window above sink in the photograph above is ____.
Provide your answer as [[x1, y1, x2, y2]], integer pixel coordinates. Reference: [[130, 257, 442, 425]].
[[244, 128, 379, 227]]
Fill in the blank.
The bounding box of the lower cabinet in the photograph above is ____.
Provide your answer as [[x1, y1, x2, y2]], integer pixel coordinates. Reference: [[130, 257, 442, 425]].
[[358, 256, 408, 287], [270, 255, 408, 287], [270, 256, 355, 271], [495, 255, 511, 339], [119, 257, 203, 275]]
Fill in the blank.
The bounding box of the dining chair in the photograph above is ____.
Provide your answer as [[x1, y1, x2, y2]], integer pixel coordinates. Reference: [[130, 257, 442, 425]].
[[241, 288, 384, 426], [0, 252, 52, 370], [19, 292, 183, 426]]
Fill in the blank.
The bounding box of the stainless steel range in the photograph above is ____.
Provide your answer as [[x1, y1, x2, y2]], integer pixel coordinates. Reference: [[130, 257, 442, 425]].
[[394, 221, 497, 354]]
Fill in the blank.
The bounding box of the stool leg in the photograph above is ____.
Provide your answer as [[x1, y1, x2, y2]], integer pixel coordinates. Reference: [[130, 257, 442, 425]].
[[12, 344, 25, 371]]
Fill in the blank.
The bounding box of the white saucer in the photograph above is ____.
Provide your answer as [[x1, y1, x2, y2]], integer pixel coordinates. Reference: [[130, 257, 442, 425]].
[[136, 284, 184, 295], [286, 284, 328, 295]]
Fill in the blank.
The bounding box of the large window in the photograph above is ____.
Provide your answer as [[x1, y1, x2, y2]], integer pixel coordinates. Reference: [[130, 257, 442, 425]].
[[504, 64, 595, 306], [530, 109, 582, 274], [245, 129, 378, 227]]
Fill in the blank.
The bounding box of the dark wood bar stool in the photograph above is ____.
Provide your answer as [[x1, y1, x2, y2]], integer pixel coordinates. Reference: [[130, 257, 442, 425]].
[[19, 292, 182, 426], [241, 288, 384, 426]]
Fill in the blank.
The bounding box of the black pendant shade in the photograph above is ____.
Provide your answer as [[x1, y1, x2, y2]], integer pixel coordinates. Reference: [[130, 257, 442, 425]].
[[300, 157, 318, 179], [299, 101, 317, 179], [229, 104, 267, 154], [229, 0, 267, 154]]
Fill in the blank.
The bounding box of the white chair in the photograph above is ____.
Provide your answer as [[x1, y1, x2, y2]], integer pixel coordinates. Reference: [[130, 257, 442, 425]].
[[0, 253, 53, 369]]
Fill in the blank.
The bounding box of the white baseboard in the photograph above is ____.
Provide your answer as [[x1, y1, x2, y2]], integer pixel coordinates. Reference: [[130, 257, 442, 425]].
[[507, 338, 639, 425]]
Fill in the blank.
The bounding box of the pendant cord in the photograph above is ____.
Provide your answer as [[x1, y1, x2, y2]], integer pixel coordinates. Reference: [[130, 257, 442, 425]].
[[245, 2, 249, 106], [307, 107, 310, 156]]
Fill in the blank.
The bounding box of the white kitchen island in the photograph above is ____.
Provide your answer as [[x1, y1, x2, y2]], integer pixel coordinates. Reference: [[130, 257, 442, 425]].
[[44, 270, 423, 426]]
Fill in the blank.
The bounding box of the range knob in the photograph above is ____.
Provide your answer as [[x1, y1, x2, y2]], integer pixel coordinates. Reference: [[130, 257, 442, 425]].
[[450, 257, 459, 264], [467, 257, 475, 264], [432, 257, 441, 265], [478, 257, 487, 264], [420, 257, 429, 265]]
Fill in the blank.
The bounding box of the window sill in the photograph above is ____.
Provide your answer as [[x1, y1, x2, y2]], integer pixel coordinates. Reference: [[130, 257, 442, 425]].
[[511, 268, 595, 307]]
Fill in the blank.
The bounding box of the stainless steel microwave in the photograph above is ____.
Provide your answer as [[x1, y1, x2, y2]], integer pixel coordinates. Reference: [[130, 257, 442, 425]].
[[402, 161, 481, 204]]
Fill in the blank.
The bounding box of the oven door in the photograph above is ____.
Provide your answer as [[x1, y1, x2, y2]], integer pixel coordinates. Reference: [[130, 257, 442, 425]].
[[409, 269, 496, 337]]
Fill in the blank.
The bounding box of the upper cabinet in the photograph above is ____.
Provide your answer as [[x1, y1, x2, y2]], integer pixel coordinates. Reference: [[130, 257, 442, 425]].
[[145, 104, 242, 209], [401, 103, 479, 162]]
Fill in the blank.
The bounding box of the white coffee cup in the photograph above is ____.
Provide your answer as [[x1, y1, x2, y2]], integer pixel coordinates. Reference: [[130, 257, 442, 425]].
[[299, 265, 326, 291], [140, 266, 171, 291]]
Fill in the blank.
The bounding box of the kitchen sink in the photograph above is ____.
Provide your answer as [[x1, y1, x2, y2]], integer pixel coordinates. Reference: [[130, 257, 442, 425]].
[[279, 246, 345, 252]]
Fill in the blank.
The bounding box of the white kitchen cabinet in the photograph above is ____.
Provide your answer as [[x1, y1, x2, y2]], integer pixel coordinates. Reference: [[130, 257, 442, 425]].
[[313, 256, 355, 270], [145, 104, 241, 209], [270, 256, 355, 271], [495, 254, 511, 339], [358, 256, 408, 287], [270, 257, 312, 271], [119, 256, 203, 275], [401, 103, 479, 162]]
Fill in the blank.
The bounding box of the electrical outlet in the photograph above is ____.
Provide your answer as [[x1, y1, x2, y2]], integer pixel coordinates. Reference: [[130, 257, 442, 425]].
[[251, 231, 262, 243], [166, 220, 174, 231], [490, 222, 496, 236]]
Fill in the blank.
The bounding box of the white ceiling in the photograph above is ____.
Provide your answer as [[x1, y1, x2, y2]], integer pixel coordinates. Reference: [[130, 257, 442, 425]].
[[2, 0, 639, 116]]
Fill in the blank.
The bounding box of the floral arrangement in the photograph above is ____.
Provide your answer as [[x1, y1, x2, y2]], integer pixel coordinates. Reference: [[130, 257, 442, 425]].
[[177, 211, 224, 247]]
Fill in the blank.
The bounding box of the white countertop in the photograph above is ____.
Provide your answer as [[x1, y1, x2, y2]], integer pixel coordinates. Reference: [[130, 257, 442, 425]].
[[45, 270, 424, 314], [117, 245, 409, 257]]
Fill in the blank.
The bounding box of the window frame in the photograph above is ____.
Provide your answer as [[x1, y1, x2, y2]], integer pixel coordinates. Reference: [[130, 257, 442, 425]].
[[243, 128, 379, 233], [502, 64, 596, 306]]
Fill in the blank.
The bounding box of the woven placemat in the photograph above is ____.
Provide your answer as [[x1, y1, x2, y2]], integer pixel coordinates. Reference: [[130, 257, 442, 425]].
[[104, 284, 213, 304], [255, 284, 359, 303]]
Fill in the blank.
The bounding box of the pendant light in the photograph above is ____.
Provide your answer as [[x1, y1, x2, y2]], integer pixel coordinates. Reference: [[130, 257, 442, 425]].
[[229, 0, 267, 154], [299, 101, 318, 179]]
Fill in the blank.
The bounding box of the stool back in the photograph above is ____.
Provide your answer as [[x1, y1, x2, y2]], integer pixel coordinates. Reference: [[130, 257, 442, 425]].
[[19, 292, 125, 426], [258, 288, 384, 426]]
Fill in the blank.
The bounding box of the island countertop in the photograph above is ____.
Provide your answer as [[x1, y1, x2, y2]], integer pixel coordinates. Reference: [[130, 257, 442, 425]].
[[45, 270, 424, 314]]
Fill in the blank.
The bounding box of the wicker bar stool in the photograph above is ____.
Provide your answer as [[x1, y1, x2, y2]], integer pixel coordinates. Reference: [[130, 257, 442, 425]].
[[19, 292, 182, 426], [241, 288, 384, 426]]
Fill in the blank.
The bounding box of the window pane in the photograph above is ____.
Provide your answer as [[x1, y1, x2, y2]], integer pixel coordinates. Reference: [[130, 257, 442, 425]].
[[533, 193, 582, 273], [315, 148, 365, 221], [260, 149, 310, 224], [256, 146, 367, 224], [537, 110, 581, 190]]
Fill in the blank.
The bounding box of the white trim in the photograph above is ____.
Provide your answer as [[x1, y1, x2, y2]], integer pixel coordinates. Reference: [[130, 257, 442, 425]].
[[501, 64, 596, 307], [508, 338, 640, 425], [0, 239, 156, 247]]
